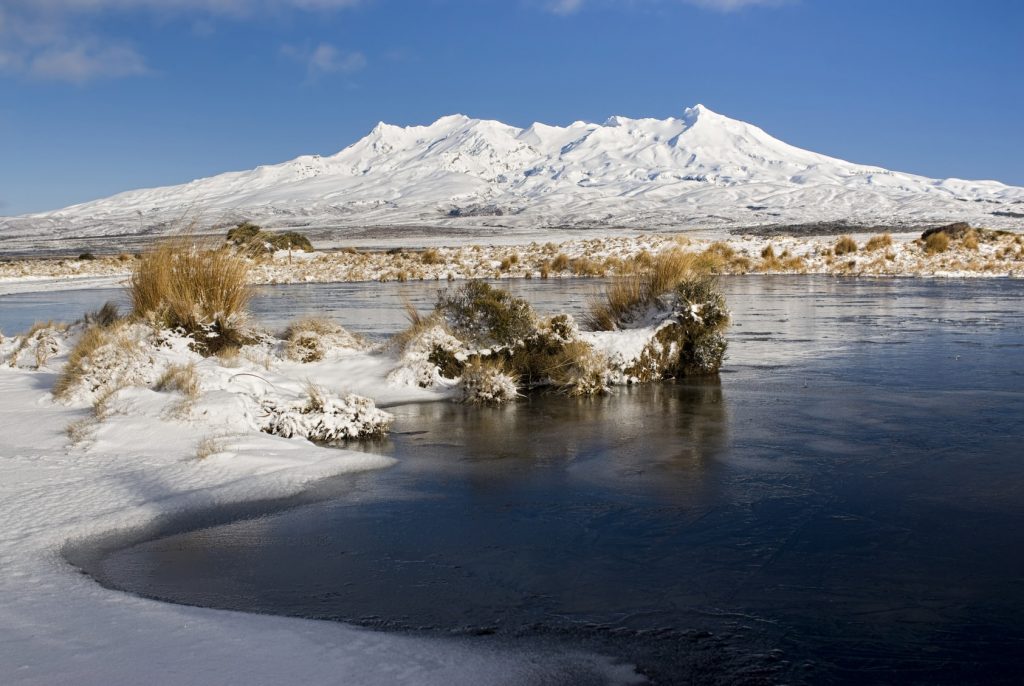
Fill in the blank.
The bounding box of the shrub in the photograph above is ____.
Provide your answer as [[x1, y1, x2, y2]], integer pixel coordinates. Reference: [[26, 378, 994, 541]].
[[436, 280, 536, 347], [834, 235, 858, 255], [226, 222, 314, 254], [864, 234, 893, 252], [924, 232, 950, 254], [130, 239, 252, 355], [78, 252, 96, 261], [270, 231, 314, 252], [259, 384, 391, 441], [459, 358, 519, 404]]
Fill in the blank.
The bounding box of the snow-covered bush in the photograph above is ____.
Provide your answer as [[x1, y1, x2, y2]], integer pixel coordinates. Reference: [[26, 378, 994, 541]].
[[387, 317, 467, 388], [459, 359, 519, 404], [259, 384, 392, 441], [283, 317, 365, 362]]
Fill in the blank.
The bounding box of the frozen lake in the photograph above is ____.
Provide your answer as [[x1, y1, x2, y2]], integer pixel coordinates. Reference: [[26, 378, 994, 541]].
[[10, 276, 1024, 684]]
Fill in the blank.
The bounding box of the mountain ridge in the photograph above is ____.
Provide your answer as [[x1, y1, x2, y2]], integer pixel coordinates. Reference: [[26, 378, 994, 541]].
[[4, 104, 1023, 246]]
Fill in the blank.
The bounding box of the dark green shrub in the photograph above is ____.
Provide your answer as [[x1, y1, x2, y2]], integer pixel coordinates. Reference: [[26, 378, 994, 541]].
[[435, 280, 535, 347]]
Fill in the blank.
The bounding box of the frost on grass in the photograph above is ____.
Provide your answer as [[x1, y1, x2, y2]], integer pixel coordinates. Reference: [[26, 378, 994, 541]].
[[282, 317, 366, 363], [260, 384, 391, 442], [3, 322, 70, 370], [459, 359, 519, 404]]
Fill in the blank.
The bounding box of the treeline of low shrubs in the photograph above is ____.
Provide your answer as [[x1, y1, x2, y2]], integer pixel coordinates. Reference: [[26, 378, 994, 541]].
[[226, 221, 314, 254]]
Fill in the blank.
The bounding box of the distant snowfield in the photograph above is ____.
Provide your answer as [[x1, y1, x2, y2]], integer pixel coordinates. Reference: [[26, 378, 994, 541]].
[[0, 335, 643, 685], [2, 105, 1022, 252]]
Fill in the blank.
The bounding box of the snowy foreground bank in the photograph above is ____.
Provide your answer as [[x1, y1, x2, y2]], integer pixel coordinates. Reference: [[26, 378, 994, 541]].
[[0, 305, 664, 684]]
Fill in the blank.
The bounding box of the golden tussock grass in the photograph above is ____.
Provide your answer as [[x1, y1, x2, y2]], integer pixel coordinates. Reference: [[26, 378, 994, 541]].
[[586, 249, 708, 331], [924, 232, 950, 254], [53, 323, 128, 400], [962, 230, 979, 251], [834, 235, 858, 256], [154, 362, 200, 399], [864, 234, 893, 252], [130, 238, 252, 354]]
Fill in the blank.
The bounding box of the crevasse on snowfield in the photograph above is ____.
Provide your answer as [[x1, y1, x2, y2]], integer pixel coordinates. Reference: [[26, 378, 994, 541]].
[[5, 105, 1023, 241]]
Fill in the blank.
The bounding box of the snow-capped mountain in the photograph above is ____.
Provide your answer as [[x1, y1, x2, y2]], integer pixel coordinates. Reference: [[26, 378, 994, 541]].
[[4, 104, 1023, 246]]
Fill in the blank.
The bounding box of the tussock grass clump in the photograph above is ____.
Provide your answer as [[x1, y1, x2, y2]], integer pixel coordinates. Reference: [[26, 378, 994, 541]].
[[760, 245, 776, 260], [436, 280, 535, 347], [83, 301, 121, 328], [283, 317, 363, 362], [834, 235, 858, 256], [924, 232, 950, 255], [421, 248, 442, 265], [53, 322, 140, 401], [499, 254, 519, 271], [196, 435, 227, 460], [130, 239, 252, 355], [550, 253, 571, 272], [586, 249, 702, 331], [864, 234, 893, 252], [545, 340, 609, 397], [154, 362, 200, 399], [962, 230, 979, 251]]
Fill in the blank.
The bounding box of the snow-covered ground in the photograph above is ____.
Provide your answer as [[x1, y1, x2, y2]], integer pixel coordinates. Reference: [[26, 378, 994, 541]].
[[0, 325, 643, 685], [2, 105, 1023, 249], [2, 230, 1022, 297]]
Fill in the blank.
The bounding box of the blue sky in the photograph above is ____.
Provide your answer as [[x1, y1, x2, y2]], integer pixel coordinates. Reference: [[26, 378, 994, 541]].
[[1, 0, 1021, 215]]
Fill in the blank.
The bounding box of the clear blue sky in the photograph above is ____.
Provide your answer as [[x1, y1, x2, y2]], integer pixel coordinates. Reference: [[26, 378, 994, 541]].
[[1, 0, 1021, 216]]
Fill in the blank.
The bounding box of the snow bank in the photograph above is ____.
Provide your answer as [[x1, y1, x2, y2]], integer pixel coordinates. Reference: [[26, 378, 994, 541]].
[[0, 319, 643, 685]]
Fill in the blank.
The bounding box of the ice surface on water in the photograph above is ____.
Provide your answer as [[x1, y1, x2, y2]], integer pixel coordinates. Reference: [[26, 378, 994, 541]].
[[58, 276, 1024, 685]]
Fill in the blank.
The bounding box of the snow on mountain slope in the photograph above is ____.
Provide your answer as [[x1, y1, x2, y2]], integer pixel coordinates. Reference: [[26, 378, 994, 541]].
[[3, 105, 1023, 246]]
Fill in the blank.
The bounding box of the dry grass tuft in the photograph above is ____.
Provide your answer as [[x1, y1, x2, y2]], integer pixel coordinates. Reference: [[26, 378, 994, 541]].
[[550, 253, 571, 272], [154, 362, 200, 399], [499, 254, 520, 271], [962, 230, 979, 251], [924, 232, 950, 255], [421, 248, 442, 265], [834, 235, 858, 256], [864, 234, 893, 252], [196, 435, 228, 460], [53, 325, 114, 399], [130, 238, 252, 354], [760, 244, 776, 260], [586, 249, 707, 331]]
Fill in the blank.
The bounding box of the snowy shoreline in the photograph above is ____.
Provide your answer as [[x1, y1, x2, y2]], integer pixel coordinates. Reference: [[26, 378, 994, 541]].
[[0, 334, 643, 685]]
